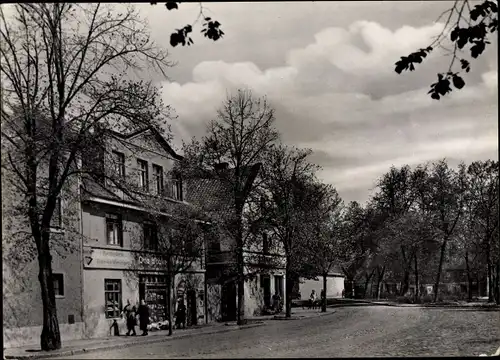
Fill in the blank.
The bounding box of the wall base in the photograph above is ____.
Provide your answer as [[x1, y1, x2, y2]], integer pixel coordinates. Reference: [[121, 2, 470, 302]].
[[3, 322, 84, 349]]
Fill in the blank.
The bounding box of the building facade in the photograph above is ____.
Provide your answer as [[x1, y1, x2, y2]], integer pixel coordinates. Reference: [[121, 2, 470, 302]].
[[187, 164, 288, 321], [80, 128, 207, 338], [2, 127, 210, 347]]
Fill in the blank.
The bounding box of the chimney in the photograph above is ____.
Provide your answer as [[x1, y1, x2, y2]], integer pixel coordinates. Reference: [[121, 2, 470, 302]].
[[214, 162, 229, 171]]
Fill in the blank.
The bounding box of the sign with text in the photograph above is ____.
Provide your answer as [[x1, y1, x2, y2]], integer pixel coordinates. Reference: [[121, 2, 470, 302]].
[[83, 246, 169, 271], [83, 246, 133, 270]]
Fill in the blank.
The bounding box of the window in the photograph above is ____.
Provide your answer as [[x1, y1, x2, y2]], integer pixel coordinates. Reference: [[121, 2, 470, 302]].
[[53, 273, 64, 297], [171, 173, 183, 201], [104, 279, 122, 318], [262, 233, 270, 254], [137, 159, 149, 192], [112, 151, 125, 178], [144, 222, 158, 251], [50, 197, 63, 229], [106, 213, 123, 246], [152, 164, 164, 195]]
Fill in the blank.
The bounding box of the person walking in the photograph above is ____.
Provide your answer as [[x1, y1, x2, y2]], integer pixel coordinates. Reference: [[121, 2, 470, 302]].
[[122, 300, 137, 336], [138, 299, 150, 336], [309, 290, 317, 309], [175, 299, 186, 329]]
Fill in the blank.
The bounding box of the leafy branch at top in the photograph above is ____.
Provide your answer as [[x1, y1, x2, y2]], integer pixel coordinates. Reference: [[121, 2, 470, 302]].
[[151, 2, 225, 47], [394, 0, 498, 100]]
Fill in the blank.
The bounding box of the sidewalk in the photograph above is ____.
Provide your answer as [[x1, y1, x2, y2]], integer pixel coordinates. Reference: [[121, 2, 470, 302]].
[[4, 321, 264, 360], [250, 307, 337, 321]]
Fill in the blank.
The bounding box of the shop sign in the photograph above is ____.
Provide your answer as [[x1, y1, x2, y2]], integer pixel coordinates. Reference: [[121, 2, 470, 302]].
[[83, 247, 168, 271], [138, 255, 168, 268], [83, 246, 133, 270]]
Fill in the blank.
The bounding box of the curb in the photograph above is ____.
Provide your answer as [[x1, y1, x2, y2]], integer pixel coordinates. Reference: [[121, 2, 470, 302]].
[[356, 302, 500, 310], [273, 310, 337, 320], [5, 322, 265, 360]]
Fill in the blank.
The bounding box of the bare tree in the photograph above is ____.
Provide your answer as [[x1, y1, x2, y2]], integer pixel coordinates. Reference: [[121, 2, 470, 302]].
[[180, 89, 279, 325], [306, 185, 343, 312], [465, 160, 499, 302], [1, 3, 172, 350], [426, 160, 467, 302], [260, 145, 314, 317], [372, 165, 416, 296]]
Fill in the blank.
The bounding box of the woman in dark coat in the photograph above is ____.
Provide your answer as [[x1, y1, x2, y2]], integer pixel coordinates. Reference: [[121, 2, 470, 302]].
[[127, 306, 137, 336], [138, 299, 150, 336], [175, 300, 186, 329]]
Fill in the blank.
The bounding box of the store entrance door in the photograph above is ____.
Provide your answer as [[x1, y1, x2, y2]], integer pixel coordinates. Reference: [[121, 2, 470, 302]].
[[139, 274, 167, 323], [186, 289, 197, 326]]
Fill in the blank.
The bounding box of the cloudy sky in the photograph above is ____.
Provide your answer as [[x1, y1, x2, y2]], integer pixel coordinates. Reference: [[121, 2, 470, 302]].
[[109, 2, 500, 203]]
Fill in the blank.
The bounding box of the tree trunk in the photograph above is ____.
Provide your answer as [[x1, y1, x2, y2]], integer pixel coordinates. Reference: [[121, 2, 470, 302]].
[[400, 270, 410, 296], [285, 259, 293, 318], [465, 251, 473, 302], [236, 246, 245, 325], [487, 256, 494, 302], [433, 238, 448, 302], [494, 262, 500, 305], [321, 273, 327, 312], [376, 266, 385, 300], [363, 270, 374, 299], [166, 257, 173, 336], [38, 234, 61, 351], [414, 252, 419, 302]]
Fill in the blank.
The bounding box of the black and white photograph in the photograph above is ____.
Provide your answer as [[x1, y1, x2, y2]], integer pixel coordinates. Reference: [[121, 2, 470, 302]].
[[1, 1, 499, 358]]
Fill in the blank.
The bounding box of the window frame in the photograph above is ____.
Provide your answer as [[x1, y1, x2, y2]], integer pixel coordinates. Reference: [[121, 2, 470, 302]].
[[171, 173, 183, 201], [104, 279, 122, 319], [143, 221, 158, 251], [48, 197, 63, 231], [52, 273, 65, 298], [112, 150, 126, 178], [262, 232, 270, 254], [137, 159, 149, 192], [105, 213, 123, 247], [152, 164, 164, 196]]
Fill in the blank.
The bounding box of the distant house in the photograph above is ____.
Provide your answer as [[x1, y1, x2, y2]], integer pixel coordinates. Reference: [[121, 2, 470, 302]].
[[293, 266, 345, 302]]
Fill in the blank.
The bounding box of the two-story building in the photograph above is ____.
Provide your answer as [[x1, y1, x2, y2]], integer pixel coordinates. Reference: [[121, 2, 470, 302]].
[[3, 126, 210, 347], [186, 163, 287, 321], [79, 127, 208, 338]]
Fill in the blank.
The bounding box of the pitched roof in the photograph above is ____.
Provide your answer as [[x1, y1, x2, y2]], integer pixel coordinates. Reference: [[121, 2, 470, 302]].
[[80, 178, 195, 217], [185, 163, 262, 223], [106, 127, 183, 161]]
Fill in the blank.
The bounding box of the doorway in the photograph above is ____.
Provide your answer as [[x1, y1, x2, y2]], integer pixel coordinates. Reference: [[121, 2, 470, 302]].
[[261, 274, 271, 308], [221, 282, 237, 322], [186, 289, 197, 326], [274, 275, 284, 298]]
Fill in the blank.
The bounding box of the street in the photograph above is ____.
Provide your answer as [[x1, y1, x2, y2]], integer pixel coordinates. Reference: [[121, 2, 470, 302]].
[[62, 306, 500, 358]]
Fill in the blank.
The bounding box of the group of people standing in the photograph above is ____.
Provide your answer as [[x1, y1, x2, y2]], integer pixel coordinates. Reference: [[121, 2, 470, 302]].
[[121, 298, 188, 336], [122, 299, 150, 336]]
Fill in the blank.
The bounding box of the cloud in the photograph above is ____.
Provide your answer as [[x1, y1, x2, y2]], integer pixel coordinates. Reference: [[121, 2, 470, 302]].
[[287, 21, 444, 76], [162, 20, 498, 204]]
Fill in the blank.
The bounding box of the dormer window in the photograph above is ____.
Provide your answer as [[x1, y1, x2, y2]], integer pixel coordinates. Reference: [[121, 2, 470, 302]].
[[152, 164, 164, 196], [137, 159, 149, 192], [112, 151, 126, 178], [172, 173, 183, 201]]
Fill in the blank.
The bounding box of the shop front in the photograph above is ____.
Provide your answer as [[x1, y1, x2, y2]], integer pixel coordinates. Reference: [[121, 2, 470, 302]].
[[82, 246, 207, 339]]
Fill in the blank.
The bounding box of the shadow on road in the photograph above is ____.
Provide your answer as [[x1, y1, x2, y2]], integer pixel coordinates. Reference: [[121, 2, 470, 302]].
[[465, 338, 500, 345], [440, 308, 500, 312]]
